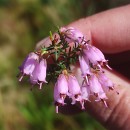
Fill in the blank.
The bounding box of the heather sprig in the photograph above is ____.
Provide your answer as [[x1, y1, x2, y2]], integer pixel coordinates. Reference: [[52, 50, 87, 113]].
[[18, 27, 119, 113]]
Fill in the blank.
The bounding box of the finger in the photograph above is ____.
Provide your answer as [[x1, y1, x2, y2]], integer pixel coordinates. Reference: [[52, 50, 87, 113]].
[[83, 70, 130, 130], [60, 66, 130, 130], [67, 4, 130, 53], [36, 5, 130, 64]]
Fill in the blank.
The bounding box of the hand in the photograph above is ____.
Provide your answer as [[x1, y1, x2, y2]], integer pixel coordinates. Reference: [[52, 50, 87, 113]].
[[36, 4, 130, 130]]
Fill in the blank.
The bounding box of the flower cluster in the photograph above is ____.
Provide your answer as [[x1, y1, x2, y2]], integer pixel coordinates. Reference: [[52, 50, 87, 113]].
[[18, 27, 118, 113], [19, 52, 47, 89]]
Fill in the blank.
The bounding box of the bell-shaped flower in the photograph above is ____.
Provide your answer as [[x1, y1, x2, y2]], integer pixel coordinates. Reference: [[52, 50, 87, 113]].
[[83, 45, 111, 70], [81, 85, 90, 101], [30, 59, 47, 89], [68, 75, 81, 105], [80, 85, 91, 109], [89, 75, 104, 96], [92, 46, 112, 69], [56, 74, 68, 95], [89, 75, 108, 107], [53, 74, 68, 113], [79, 55, 91, 84], [60, 27, 85, 44], [98, 72, 114, 91], [19, 52, 39, 81]]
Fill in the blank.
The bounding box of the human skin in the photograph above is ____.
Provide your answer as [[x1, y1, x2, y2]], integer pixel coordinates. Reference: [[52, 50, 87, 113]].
[[36, 4, 130, 130]]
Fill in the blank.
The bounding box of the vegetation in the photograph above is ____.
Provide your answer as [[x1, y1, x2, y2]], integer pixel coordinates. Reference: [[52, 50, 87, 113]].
[[0, 0, 129, 130]]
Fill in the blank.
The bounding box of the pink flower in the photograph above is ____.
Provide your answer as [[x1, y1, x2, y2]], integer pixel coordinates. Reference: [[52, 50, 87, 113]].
[[81, 85, 90, 101], [89, 75, 108, 107], [83, 45, 111, 69], [79, 55, 91, 76], [19, 52, 39, 81], [54, 74, 68, 113], [30, 59, 47, 89], [79, 55, 91, 84], [60, 27, 85, 44], [68, 75, 81, 104], [89, 75, 103, 95], [92, 46, 112, 69], [80, 85, 91, 109], [98, 72, 114, 91], [95, 92, 108, 107]]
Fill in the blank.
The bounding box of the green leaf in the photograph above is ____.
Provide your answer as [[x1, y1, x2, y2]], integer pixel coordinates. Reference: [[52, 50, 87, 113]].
[[49, 31, 53, 40]]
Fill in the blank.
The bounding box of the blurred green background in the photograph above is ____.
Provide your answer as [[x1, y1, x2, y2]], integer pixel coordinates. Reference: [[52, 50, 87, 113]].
[[0, 0, 129, 130]]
